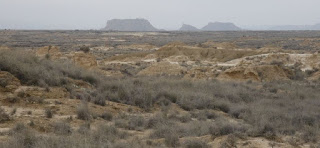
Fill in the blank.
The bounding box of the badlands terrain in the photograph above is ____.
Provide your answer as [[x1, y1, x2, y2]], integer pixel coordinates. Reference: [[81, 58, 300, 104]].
[[0, 30, 320, 147]]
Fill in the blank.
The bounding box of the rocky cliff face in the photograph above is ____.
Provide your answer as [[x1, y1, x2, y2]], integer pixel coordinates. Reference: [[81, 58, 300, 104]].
[[202, 22, 241, 31], [179, 24, 199, 31], [102, 19, 158, 31]]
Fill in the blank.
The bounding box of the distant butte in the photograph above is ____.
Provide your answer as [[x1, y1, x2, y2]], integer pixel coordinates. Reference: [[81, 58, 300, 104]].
[[102, 18, 158, 31], [201, 22, 242, 31], [179, 24, 199, 31]]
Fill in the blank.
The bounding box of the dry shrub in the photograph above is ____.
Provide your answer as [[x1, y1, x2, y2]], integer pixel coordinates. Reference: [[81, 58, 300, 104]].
[[183, 139, 209, 148], [209, 118, 248, 138], [53, 122, 72, 135], [77, 101, 91, 120], [0, 49, 101, 87], [100, 112, 113, 121], [6, 96, 20, 103], [93, 94, 106, 106], [80, 46, 90, 53], [220, 134, 237, 148], [0, 107, 10, 123], [127, 115, 146, 131], [165, 133, 180, 147], [25, 97, 44, 104], [45, 108, 53, 118], [6, 123, 37, 148]]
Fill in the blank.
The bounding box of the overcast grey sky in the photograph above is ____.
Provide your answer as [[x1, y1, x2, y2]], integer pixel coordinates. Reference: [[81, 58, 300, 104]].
[[1, 0, 320, 30]]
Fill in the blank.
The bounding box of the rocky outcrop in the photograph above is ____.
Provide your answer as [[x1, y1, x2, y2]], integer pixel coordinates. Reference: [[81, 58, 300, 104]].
[[71, 52, 98, 69], [0, 71, 21, 92], [202, 22, 241, 31], [36, 46, 62, 60], [102, 19, 158, 31], [37, 47, 98, 69], [179, 24, 199, 31]]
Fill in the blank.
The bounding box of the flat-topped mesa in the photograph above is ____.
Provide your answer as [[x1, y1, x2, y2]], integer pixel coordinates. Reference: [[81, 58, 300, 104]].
[[202, 22, 242, 31], [102, 18, 158, 31], [179, 24, 199, 31]]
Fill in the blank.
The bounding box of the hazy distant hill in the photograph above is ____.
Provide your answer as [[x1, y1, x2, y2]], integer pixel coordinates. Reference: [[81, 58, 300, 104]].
[[269, 24, 320, 30], [102, 19, 158, 31], [179, 24, 199, 31], [202, 22, 241, 31]]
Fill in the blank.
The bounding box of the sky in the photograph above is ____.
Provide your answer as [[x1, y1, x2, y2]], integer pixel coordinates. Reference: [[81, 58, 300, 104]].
[[0, 0, 320, 30]]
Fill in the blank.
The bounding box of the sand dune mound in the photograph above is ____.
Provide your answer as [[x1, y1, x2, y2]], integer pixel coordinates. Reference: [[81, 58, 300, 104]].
[[257, 53, 320, 71], [184, 67, 218, 80], [262, 53, 291, 64], [102, 42, 320, 81], [36, 47, 98, 69], [218, 65, 290, 81], [105, 52, 149, 62], [308, 71, 320, 81], [36, 46, 62, 59], [162, 55, 190, 63], [0, 71, 21, 92], [155, 44, 257, 62], [137, 61, 186, 76], [68, 52, 97, 69], [116, 44, 158, 50], [105, 42, 257, 63], [199, 41, 237, 49], [0, 46, 10, 51]]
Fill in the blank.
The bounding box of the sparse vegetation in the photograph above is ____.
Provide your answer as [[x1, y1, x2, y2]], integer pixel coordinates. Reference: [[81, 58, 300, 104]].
[[100, 112, 113, 121], [0, 49, 101, 87], [25, 97, 44, 104], [10, 108, 17, 115], [220, 134, 238, 148], [92, 94, 106, 106], [6, 96, 19, 103], [77, 101, 91, 120], [53, 122, 72, 135], [165, 133, 180, 147], [183, 139, 209, 148], [1, 31, 320, 147]]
